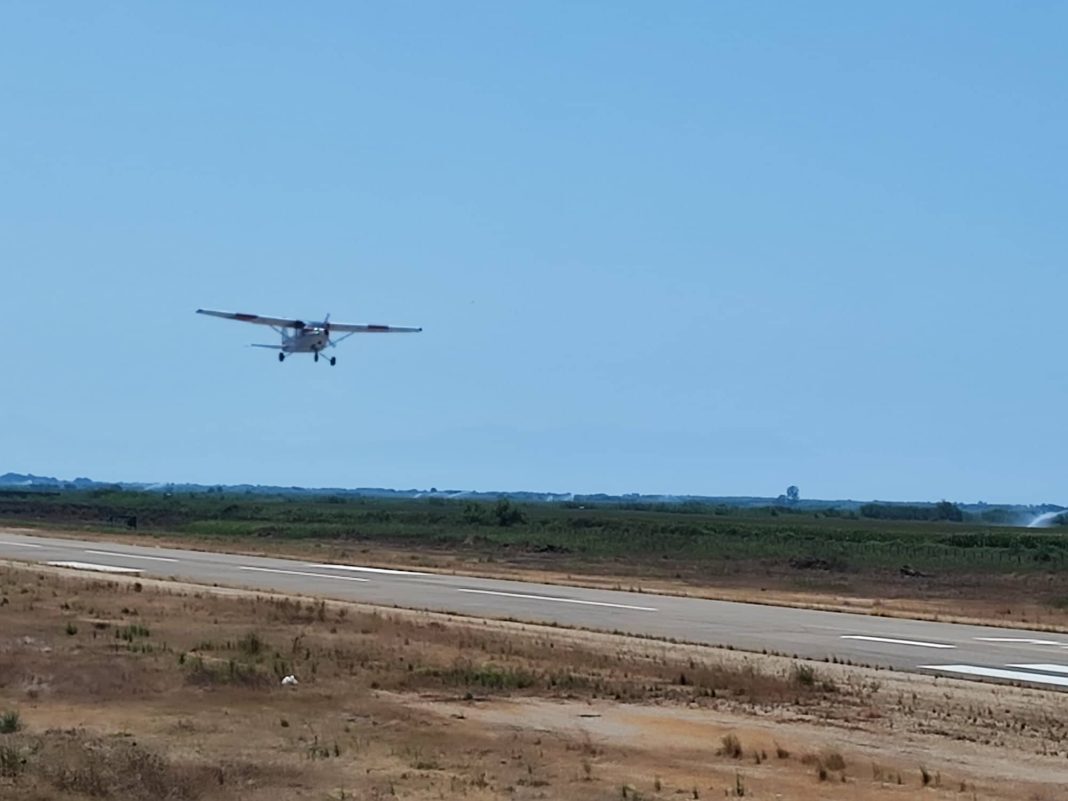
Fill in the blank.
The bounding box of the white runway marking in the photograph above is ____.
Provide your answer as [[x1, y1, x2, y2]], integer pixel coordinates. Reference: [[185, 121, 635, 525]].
[[919, 664, 1068, 688], [457, 588, 657, 612], [239, 566, 370, 582], [840, 635, 955, 649], [46, 560, 142, 574], [85, 550, 178, 563], [974, 637, 1065, 646], [1006, 664, 1068, 674], [0, 540, 42, 548], [306, 563, 428, 576]]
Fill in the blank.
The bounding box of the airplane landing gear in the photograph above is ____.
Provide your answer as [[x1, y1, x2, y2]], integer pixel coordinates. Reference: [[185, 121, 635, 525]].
[[278, 352, 285, 362], [329, 356, 336, 366], [314, 352, 319, 363]]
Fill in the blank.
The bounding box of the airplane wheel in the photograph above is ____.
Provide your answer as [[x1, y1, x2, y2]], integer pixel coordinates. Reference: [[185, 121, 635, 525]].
[[330, 357, 336, 367], [314, 352, 319, 363], [278, 353, 285, 362]]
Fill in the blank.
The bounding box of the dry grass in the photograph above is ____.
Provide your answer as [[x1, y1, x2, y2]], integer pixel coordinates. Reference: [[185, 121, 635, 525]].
[[1, 563, 1067, 800]]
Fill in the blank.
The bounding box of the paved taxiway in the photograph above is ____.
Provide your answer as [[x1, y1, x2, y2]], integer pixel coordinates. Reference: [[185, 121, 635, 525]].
[[3, 529, 1068, 690]]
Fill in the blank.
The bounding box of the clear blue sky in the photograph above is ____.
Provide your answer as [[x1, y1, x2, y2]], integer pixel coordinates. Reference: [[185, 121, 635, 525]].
[[2, 2, 1065, 504]]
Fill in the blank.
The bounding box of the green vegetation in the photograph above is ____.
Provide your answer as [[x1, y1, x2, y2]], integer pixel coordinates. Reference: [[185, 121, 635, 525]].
[[0, 710, 21, 734], [859, 500, 963, 522], [237, 630, 264, 657], [431, 662, 537, 691], [0, 743, 22, 778], [2, 488, 1066, 576], [790, 664, 816, 687], [117, 624, 151, 642]]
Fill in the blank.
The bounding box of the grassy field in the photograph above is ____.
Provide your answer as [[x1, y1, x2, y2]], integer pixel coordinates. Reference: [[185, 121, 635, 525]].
[[4, 488, 1068, 627], [2, 489, 1065, 573], [2, 563, 1067, 800]]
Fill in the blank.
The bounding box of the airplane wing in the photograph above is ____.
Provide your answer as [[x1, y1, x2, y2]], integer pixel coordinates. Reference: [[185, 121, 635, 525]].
[[196, 309, 305, 328], [327, 323, 423, 333]]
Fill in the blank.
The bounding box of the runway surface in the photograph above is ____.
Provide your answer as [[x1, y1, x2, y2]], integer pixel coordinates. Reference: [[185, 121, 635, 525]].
[[3, 528, 1068, 690]]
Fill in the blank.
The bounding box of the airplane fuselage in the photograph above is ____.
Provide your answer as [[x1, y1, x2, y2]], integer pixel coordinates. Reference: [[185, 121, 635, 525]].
[[282, 328, 329, 353]]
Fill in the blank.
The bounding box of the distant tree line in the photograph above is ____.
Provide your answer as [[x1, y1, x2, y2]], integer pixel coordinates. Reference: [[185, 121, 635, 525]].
[[859, 500, 963, 522]]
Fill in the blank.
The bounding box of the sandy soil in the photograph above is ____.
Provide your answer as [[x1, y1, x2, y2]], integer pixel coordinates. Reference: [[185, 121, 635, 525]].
[[1, 562, 1067, 800]]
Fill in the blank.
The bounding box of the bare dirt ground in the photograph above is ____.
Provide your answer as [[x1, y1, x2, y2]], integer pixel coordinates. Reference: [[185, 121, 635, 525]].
[[8, 523, 1068, 631], [1, 563, 1067, 800]]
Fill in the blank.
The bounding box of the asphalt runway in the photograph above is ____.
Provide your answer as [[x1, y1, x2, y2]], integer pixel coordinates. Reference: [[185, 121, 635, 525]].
[[3, 528, 1068, 690]]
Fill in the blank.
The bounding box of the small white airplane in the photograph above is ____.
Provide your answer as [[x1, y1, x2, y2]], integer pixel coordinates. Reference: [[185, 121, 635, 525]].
[[196, 308, 422, 366]]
